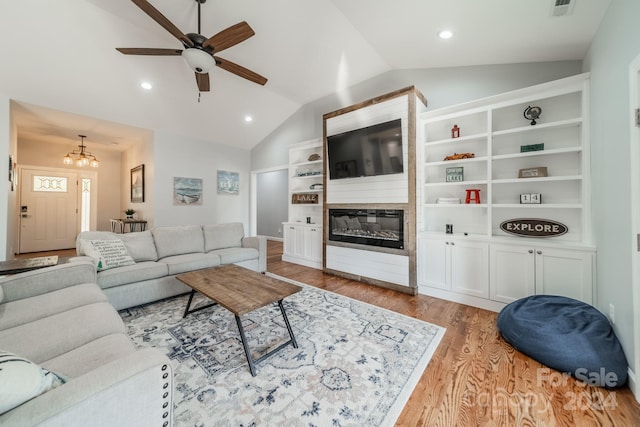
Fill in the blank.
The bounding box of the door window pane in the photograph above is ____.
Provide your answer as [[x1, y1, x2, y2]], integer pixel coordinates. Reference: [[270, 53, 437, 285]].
[[33, 175, 67, 192]]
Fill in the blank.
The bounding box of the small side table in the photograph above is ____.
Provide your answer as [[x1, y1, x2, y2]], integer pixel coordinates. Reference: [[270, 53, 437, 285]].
[[110, 219, 148, 233]]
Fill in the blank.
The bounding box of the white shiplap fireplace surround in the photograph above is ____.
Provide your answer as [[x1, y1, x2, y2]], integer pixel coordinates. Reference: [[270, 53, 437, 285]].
[[323, 87, 427, 295]]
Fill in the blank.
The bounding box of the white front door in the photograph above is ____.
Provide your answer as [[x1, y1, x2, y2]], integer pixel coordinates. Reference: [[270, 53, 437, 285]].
[[19, 168, 78, 253]]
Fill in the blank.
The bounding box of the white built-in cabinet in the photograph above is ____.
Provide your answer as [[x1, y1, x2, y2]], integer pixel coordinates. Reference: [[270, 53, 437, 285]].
[[418, 235, 489, 298], [282, 139, 323, 269], [417, 73, 595, 311]]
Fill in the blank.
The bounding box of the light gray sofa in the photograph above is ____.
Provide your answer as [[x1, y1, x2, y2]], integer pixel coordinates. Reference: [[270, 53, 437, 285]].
[[0, 259, 173, 426], [75, 223, 266, 310]]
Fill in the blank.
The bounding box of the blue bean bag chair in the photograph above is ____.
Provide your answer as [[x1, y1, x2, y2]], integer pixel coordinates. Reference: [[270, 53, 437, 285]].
[[497, 295, 627, 388]]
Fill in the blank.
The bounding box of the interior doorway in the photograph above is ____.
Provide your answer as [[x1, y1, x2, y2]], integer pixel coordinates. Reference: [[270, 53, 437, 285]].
[[18, 166, 97, 253], [250, 166, 288, 239]]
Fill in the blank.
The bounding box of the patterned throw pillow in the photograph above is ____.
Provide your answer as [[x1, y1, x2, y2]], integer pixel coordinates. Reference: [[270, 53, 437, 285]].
[[79, 239, 135, 271], [0, 350, 66, 414]]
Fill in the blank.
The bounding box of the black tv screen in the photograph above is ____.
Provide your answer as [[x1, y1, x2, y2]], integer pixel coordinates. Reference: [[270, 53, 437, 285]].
[[327, 118, 403, 180]]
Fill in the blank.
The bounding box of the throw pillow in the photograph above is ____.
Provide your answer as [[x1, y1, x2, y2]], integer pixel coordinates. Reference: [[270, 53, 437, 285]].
[[0, 350, 66, 414], [118, 231, 158, 262], [79, 239, 135, 271]]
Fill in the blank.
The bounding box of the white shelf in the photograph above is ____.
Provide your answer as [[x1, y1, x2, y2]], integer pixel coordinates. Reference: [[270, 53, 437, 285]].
[[425, 156, 488, 167], [492, 146, 581, 160], [492, 175, 582, 184], [292, 159, 323, 167], [425, 132, 488, 146], [493, 203, 582, 209], [424, 203, 488, 208], [492, 117, 582, 136], [292, 173, 323, 179], [424, 180, 488, 187]]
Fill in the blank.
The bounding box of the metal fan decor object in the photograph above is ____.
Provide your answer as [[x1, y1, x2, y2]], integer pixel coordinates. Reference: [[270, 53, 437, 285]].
[[116, 0, 267, 92], [523, 105, 542, 125]]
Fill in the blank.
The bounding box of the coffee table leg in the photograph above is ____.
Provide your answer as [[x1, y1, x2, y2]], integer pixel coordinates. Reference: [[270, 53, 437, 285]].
[[183, 290, 196, 318], [235, 315, 257, 377], [278, 300, 298, 348]]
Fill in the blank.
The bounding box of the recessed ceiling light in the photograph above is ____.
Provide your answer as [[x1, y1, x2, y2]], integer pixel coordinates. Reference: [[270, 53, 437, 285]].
[[438, 30, 453, 40], [140, 81, 152, 90], [244, 116, 253, 123]]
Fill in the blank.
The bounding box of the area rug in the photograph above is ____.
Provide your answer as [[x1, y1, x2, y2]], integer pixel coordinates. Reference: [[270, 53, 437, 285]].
[[120, 274, 445, 426]]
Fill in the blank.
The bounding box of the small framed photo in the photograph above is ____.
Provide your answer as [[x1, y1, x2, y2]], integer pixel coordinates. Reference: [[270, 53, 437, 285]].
[[130, 164, 144, 203], [518, 166, 548, 179], [446, 166, 464, 182]]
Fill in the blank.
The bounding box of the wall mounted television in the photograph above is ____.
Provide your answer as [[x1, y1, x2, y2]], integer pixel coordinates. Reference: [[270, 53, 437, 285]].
[[327, 118, 403, 180]]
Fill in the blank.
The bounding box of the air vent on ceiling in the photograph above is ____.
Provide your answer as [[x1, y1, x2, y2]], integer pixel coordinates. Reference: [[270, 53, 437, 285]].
[[551, 0, 575, 17]]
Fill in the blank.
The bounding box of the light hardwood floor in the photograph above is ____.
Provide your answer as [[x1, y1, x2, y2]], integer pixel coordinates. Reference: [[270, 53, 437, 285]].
[[22, 241, 640, 425], [265, 240, 640, 426]]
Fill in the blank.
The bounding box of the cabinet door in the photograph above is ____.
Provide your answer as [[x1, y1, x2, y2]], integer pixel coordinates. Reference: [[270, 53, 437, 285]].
[[418, 237, 449, 290], [490, 244, 535, 304], [282, 224, 296, 255], [304, 226, 323, 262], [450, 241, 489, 298], [535, 248, 593, 303]]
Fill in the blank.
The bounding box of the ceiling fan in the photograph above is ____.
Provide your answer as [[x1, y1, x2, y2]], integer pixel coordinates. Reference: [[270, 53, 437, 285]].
[[116, 0, 267, 92]]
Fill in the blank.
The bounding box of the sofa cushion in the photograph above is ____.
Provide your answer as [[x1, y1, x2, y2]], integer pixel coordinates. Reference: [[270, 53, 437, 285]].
[[0, 283, 107, 332], [96, 261, 169, 290], [0, 302, 125, 364], [153, 225, 204, 259], [118, 231, 158, 262], [0, 350, 66, 415], [203, 223, 244, 252], [209, 247, 259, 265], [159, 253, 220, 275], [42, 333, 136, 378], [79, 240, 135, 271]]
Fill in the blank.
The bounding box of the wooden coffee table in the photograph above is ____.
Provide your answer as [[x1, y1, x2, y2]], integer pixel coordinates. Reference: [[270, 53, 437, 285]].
[[176, 264, 302, 376]]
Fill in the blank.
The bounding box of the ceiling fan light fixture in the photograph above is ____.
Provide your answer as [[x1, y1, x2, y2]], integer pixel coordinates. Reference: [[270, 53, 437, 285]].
[[182, 48, 216, 74]]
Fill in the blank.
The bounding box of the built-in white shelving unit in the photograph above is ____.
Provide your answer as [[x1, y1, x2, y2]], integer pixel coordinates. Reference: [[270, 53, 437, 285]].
[[417, 73, 594, 312], [282, 139, 323, 269]]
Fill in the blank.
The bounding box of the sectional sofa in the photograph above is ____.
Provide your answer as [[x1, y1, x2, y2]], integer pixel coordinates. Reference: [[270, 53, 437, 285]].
[[0, 222, 265, 424], [0, 259, 173, 426], [75, 223, 266, 310]]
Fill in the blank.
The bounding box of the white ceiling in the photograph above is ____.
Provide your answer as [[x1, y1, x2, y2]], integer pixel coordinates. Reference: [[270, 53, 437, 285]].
[[0, 0, 610, 152]]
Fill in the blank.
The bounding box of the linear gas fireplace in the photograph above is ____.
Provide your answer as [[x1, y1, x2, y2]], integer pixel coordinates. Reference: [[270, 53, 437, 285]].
[[329, 208, 404, 250]]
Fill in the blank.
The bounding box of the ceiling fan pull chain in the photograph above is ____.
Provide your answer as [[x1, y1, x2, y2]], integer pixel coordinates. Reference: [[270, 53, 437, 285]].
[[198, 92, 201, 103]]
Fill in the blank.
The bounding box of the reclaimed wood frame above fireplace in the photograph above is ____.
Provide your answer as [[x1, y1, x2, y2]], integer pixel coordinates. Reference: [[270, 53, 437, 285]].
[[322, 86, 428, 295]]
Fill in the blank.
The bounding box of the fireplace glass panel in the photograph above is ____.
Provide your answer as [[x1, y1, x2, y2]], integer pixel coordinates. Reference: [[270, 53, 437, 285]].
[[329, 209, 404, 249]]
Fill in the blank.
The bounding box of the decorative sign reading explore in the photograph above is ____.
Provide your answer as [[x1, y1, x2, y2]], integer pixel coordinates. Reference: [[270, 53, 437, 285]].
[[500, 218, 568, 238]]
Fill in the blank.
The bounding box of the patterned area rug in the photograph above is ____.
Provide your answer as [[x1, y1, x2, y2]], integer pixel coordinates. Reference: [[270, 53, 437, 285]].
[[120, 274, 445, 426]]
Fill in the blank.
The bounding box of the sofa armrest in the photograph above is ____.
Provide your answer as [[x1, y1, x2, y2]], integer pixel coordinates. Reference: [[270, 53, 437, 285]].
[[0, 348, 173, 427], [0, 259, 97, 303], [242, 235, 267, 273]]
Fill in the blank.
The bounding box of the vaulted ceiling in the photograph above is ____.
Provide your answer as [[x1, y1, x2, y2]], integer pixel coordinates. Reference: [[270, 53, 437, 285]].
[[0, 0, 611, 152]]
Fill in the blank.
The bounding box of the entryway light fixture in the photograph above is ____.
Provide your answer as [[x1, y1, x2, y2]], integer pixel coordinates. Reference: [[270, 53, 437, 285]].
[[63, 135, 100, 168]]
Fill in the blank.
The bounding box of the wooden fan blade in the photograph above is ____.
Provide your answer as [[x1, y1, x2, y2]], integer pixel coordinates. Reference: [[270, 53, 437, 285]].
[[116, 48, 182, 56], [131, 0, 193, 47], [203, 21, 254, 53], [195, 73, 210, 92], [214, 56, 267, 85]]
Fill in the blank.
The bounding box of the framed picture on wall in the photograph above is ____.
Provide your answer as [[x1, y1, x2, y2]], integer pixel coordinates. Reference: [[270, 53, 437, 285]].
[[131, 164, 144, 203]]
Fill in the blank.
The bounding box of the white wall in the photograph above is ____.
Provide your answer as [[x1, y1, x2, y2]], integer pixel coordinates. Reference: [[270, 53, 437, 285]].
[[583, 0, 640, 376], [251, 61, 582, 171], [153, 131, 251, 230], [0, 97, 12, 259], [121, 132, 154, 227]]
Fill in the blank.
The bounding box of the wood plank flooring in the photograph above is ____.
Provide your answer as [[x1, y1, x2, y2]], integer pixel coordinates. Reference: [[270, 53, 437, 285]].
[[266, 240, 640, 426]]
